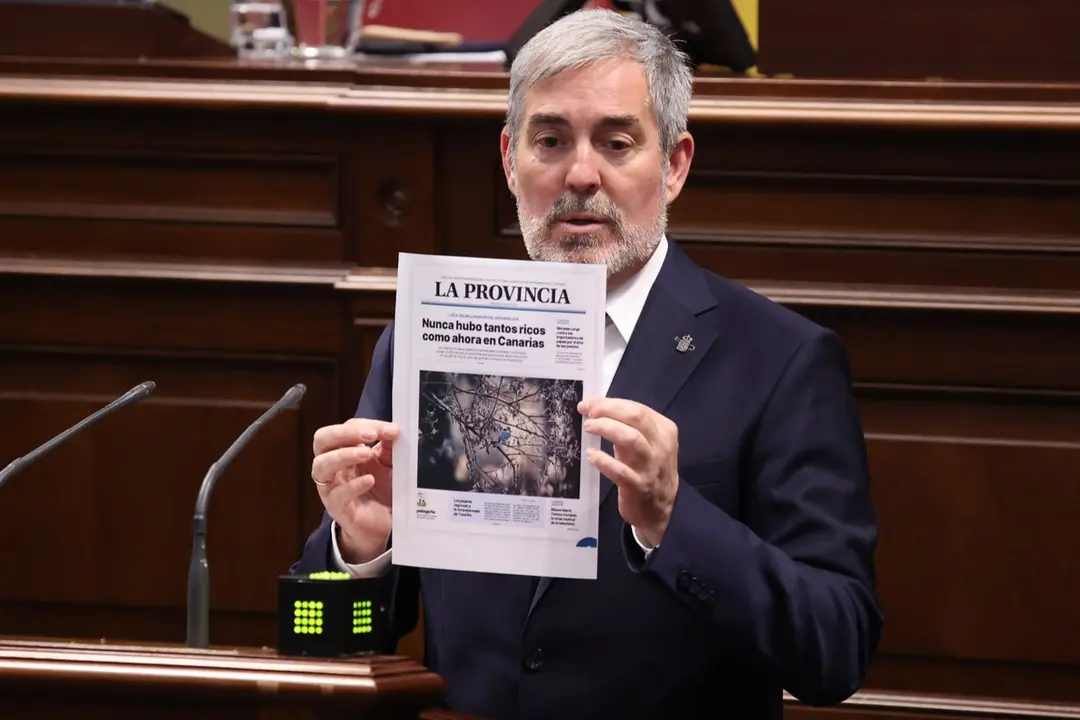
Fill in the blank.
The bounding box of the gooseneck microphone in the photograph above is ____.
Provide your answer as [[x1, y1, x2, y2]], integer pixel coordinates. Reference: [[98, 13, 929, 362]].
[[0, 381, 157, 493], [187, 383, 308, 649]]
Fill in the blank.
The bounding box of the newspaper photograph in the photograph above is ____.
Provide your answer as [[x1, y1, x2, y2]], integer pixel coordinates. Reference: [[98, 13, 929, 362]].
[[391, 252, 607, 579]]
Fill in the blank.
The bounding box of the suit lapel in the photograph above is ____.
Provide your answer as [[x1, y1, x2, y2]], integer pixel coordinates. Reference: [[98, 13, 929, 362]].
[[528, 241, 720, 619], [597, 282, 719, 507]]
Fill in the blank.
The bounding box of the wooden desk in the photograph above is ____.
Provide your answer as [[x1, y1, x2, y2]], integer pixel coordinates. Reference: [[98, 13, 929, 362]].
[[785, 690, 1080, 719], [0, 636, 466, 719], [0, 58, 1078, 717]]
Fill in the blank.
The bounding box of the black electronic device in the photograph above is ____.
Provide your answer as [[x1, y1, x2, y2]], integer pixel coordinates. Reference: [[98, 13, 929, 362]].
[[276, 571, 392, 658]]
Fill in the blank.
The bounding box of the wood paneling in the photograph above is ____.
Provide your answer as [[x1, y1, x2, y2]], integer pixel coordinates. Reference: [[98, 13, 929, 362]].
[[0, 378, 303, 611], [1, 59, 1079, 716], [0, 104, 349, 263], [799, 305, 1080, 391], [758, 0, 1080, 84], [351, 122, 439, 265], [461, 119, 1080, 290], [864, 390, 1080, 663], [677, 170, 1080, 242], [0, 268, 344, 648], [0, 150, 339, 227]]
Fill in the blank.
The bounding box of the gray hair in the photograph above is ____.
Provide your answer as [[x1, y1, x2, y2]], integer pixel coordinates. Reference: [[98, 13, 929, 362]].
[[505, 9, 693, 167]]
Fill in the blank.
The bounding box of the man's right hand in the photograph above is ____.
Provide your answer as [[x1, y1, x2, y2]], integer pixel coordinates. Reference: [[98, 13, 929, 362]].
[[311, 418, 399, 565]]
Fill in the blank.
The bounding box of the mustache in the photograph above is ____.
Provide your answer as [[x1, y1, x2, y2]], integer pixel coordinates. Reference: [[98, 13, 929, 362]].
[[544, 193, 621, 226]]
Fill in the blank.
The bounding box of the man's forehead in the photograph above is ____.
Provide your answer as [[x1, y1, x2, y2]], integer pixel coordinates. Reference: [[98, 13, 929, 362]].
[[531, 59, 645, 96], [522, 60, 652, 129]]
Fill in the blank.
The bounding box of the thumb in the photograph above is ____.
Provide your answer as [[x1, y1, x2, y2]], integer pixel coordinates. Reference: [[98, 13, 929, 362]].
[[373, 439, 394, 469]]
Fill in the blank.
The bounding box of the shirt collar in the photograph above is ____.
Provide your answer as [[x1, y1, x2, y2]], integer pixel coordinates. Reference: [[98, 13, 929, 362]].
[[605, 235, 668, 345]]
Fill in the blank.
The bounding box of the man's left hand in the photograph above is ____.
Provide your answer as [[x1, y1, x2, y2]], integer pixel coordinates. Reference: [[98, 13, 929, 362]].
[[578, 397, 680, 547]]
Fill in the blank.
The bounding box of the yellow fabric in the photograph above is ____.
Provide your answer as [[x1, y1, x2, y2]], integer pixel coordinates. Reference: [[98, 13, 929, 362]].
[[732, 0, 759, 49], [159, 0, 231, 44]]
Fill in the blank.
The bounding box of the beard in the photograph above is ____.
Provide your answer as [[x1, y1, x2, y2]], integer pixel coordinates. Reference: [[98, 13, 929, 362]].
[[515, 185, 667, 277]]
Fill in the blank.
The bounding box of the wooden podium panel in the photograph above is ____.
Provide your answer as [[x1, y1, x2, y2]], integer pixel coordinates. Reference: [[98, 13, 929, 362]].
[[0, 637, 458, 720]]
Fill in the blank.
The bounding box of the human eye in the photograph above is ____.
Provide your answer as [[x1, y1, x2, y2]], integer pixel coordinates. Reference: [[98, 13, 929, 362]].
[[603, 136, 634, 152], [534, 134, 562, 150]]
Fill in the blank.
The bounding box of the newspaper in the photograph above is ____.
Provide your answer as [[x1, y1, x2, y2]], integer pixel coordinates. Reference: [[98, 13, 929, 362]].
[[391, 252, 607, 579]]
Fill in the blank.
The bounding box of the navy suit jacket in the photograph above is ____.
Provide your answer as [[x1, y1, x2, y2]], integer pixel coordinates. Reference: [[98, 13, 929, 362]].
[[294, 240, 883, 720]]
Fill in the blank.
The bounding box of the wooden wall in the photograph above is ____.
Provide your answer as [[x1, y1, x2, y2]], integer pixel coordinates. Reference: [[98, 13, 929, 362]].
[[0, 62, 1079, 717], [758, 0, 1080, 83]]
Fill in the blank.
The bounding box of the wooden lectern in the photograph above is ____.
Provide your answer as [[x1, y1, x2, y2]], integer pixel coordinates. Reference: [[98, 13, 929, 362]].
[[0, 637, 473, 719]]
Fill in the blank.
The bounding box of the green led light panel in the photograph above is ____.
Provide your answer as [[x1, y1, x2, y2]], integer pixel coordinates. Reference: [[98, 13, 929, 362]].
[[293, 600, 325, 635], [353, 599, 373, 635]]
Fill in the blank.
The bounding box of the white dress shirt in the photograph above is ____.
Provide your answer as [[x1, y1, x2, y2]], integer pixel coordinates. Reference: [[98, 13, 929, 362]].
[[331, 236, 670, 577]]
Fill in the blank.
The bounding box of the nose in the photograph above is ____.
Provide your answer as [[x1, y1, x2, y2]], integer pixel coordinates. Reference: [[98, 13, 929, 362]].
[[564, 142, 601, 196]]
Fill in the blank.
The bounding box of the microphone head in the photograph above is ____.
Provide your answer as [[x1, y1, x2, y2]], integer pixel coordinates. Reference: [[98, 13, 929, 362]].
[[129, 381, 157, 398], [285, 383, 307, 407]]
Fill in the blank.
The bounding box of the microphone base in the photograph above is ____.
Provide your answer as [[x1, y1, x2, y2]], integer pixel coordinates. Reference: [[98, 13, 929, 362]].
[[276, 572, 391, 658]]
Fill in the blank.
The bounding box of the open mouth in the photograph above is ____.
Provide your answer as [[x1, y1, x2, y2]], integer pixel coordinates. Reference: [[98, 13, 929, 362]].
[[558, 215, 606, 227]]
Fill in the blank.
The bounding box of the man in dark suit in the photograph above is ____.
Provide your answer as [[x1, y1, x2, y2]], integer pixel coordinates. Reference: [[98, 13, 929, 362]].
[[294, 8, 882, 719]]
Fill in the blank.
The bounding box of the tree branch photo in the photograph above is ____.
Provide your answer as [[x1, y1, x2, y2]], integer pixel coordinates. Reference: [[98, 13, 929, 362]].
[[417, 370, 583, 498]]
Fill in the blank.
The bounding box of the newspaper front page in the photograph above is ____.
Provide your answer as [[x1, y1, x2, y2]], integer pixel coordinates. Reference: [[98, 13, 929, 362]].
[[391, 252, 607, 579]]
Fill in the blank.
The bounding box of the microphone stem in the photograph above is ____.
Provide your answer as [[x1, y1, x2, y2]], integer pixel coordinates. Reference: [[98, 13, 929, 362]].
[[184, 385, 305, 650], [187, 514, 210, 649], [0, 382, 154, 493], [0, 458, 27, 492]]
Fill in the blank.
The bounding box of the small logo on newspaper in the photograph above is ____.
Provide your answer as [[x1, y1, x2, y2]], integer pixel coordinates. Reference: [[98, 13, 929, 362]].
[[415, 492, 436, 519], [576, 537, 598, 548]]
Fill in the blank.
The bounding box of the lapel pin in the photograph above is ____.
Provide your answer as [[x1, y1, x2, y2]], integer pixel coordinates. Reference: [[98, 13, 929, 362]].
[[674, 334, 695, 353]]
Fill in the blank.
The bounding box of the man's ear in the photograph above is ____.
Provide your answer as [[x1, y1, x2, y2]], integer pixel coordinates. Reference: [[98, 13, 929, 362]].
[[500, 127, 517, 196], [663, 132, 695, 204]]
